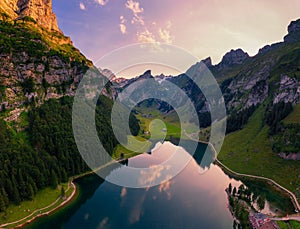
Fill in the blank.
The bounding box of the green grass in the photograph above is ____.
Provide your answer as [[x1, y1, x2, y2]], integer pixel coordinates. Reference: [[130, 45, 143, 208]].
[[277, 220, 300, 229], [0, 183, 72, 228], [218, 105, 300, 201], [112, 135, 151, 159], [134, 105, 199, 140], [284, 104, 300, 124], [112, 105, 198, 159]]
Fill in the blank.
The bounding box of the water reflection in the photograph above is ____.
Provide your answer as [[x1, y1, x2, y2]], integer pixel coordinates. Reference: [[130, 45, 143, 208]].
[[27, 141, 294, 229]]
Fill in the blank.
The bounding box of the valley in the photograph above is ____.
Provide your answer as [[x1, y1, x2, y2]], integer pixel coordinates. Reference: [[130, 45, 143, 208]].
[[0, 1, 300, 228]]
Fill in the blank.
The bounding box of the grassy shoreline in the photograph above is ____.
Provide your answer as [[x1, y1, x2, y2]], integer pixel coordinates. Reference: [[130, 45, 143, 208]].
[[1, 158, 132, 228], [0, 182, 76, 229], [2, 142, 298, 228], [2, 106, 299, 227], [215, 159, 299, 214]]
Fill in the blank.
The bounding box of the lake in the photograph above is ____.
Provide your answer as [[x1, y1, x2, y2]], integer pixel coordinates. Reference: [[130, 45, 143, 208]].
[[26, 141, 293, 229]]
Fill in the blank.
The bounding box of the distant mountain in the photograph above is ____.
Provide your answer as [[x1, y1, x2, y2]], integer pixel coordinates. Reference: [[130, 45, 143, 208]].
[[114, 18, 300, 156]]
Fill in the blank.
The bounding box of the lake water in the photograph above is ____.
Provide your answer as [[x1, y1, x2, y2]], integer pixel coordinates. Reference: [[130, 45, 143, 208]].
[[26, 141, 294, 229]]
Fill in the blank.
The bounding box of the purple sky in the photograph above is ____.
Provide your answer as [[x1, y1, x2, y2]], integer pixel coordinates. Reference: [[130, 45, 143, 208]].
[[53, 0, 300, 77]]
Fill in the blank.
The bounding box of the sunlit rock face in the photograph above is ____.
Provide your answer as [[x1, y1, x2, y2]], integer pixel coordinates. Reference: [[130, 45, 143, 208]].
[[0, 0, 60, 32]]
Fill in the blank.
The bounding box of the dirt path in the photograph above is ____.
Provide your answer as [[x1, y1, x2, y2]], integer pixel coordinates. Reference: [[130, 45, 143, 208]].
[[0, 158, 131, 228], [271, 213, 300, 222], [0, 182, 76, 229]]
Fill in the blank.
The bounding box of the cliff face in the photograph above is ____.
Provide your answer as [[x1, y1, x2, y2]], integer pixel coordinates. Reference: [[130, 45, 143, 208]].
[[0, 0, 60, 32], [284, 18, 300, 43], [0, 1, 94, 122], [0, 22, 90, 121]]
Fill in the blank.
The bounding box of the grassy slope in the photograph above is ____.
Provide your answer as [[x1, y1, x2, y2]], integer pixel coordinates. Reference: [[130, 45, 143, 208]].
[[284, 104, 300, 124], [218, 105, 300, 201], [277, 220, 300, 229], [0, 183, 72, 227]]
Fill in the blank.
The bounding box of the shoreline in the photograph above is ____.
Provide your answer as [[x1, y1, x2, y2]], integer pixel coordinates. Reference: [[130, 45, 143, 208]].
[[0, 158, 129, 228], [215, 158, 300, 213], [0, 182, 77, 229], [183, 131, 300, 213], [1, 139, 299, 227]]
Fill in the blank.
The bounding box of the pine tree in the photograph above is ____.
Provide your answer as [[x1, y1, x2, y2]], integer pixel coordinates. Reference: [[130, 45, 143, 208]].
[[50, 170, 58, 189], [228, 183, 232, 194], [1, 188, 9, 207], [61, 186, 65, 197], [27, 184, 34, 200], [0, 193, 6, 212], [61, 169, 68, 183], [11, 175, 21, 205], [232, 187, 237, 196]]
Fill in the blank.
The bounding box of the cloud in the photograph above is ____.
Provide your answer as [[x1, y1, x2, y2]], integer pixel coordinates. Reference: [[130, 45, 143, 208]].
[[120, 187, 127, 197], [158, 28, 173, 44], [120, 24, 127, 34], [166, 20, 172, 29], [98, 217, 109, 229], [126, 0, 145, 25], [138, 164, 171, 187], [158, 175, 173, 200], [119, 16, 127, 34], [79, 2, 86, 10], [95, 0, 109, 6], [137, 29, 156, 43], [126, 0, 144, 14]]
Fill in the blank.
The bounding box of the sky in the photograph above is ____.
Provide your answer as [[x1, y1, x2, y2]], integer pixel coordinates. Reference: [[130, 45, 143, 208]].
[[53, 0, 300, 78]]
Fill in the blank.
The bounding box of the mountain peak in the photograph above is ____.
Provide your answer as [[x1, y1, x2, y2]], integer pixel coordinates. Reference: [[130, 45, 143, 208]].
[[201, 57, 212, 68], [219, 48, 249, 67], [142, 70, 152, 76], [284, 18, 300, 43], [0, 0, 60, 32]]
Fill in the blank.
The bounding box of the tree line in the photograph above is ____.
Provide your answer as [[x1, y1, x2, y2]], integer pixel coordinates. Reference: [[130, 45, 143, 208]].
[[0, 96, 140, 213]]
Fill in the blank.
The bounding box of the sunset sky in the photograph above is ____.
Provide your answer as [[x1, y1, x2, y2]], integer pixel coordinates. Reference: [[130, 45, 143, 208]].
[[53, 0, 300, 77]]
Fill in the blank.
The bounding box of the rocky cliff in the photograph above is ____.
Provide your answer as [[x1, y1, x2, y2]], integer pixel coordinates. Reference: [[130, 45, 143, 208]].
[[0, 1, 94, 122], [0, 0, 60, 32], [284, 18, 300, 43]]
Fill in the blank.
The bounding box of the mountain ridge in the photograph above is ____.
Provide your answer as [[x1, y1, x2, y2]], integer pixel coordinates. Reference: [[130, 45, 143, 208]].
[[0, 0, 60, 32]]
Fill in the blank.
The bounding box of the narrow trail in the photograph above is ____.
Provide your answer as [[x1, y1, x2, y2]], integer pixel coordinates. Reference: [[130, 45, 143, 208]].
[[0, 157, 131, 228], [270, 214, 300, 222], [0, 182, 76, 228]]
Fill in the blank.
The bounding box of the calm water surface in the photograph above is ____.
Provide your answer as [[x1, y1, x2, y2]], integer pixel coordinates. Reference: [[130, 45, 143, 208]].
[[27, 141, 293, 229]]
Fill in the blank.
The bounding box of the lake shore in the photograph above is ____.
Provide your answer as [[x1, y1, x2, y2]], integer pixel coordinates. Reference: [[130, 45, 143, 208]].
[[215, 159, 300, 214], [184, 130, 300, 214], [0, 158, 130, 228], [0, 181, 78, 229], [2, 138, 299, 228]]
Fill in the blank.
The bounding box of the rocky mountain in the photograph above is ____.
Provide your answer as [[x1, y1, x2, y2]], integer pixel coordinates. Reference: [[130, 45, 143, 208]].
[[114, 18, 300, 157], [284, 18, 300, 43], [0, 1, 131, 216], [0, 0, 98, 122], [0, 0, 60, 31]]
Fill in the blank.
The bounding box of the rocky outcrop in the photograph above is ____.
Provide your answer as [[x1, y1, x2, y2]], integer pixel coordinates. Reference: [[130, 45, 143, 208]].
[[0, 53, 86, 113], [274, 75, 300, 104], [218, 49, 249, 67], [0, 0, 60, 32], [202, 57, 212, 68], [278, 152, 300, 161], [284, 19, 300, 43]]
